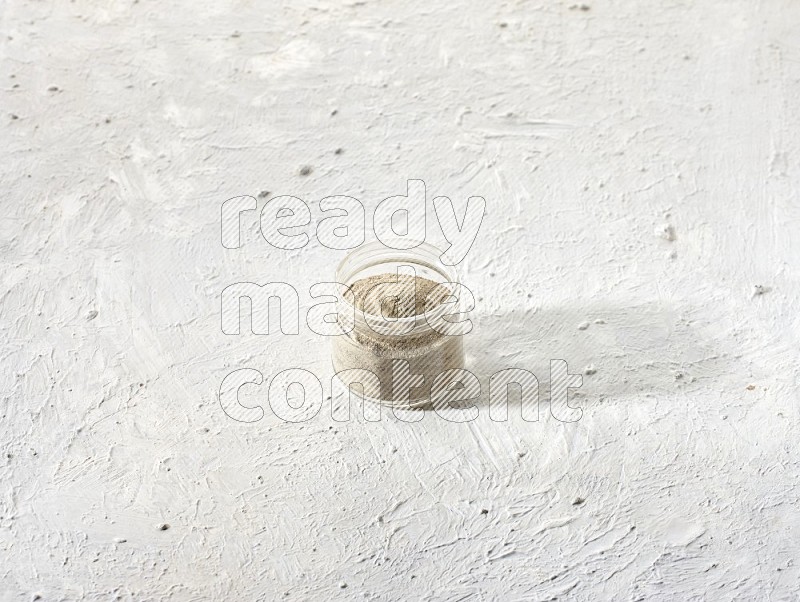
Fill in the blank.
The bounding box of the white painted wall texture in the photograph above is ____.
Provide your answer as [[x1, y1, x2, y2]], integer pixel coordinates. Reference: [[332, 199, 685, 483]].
[[2, 0, 799, 600]]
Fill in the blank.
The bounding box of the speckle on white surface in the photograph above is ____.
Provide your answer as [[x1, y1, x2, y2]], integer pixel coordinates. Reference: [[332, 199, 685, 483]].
[[655, 223, 677, 242]]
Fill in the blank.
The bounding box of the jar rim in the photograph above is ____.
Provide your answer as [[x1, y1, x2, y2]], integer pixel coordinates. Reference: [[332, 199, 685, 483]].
[[335, 240, 460, 328]]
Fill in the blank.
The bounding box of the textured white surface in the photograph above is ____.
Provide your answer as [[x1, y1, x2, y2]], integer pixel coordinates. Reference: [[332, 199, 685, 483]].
[[2, 0, 800, 600]]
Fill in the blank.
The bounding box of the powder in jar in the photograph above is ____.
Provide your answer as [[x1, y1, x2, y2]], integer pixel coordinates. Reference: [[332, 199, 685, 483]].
[[333, 273, 465, 406], [346, 273, 451, 318]]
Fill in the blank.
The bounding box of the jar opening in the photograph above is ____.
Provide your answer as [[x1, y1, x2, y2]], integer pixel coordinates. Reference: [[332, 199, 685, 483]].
[[335, 241, 460, 335]]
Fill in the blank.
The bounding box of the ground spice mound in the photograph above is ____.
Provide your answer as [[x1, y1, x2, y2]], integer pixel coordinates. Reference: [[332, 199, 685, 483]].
[[346, 273, 451, 318], [334, 272, 464, 405]]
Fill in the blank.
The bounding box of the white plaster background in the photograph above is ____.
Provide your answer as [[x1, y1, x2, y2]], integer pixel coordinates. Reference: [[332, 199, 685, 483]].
[[2, 0, 799, 600]]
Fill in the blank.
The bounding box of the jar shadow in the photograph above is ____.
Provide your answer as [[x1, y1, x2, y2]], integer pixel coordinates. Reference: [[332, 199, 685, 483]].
[[463, 302, 745, 410]]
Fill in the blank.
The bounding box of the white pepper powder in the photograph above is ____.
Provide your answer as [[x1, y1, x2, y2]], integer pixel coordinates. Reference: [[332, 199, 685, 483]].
[[333, 273, 465, 406]]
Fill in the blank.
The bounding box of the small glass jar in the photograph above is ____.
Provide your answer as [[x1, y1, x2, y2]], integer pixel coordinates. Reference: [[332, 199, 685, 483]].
[[332, 241, 466, 408]]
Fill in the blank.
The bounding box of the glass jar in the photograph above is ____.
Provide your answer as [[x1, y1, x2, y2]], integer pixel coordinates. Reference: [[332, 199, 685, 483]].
[[332, 241, 466, 408]]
